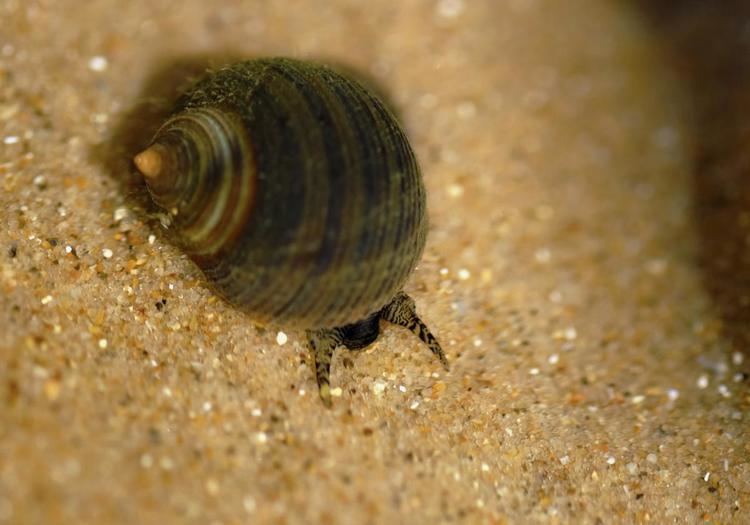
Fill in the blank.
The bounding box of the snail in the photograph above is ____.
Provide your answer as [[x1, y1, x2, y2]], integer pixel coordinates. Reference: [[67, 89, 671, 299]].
[[133, 58, 447, 405]]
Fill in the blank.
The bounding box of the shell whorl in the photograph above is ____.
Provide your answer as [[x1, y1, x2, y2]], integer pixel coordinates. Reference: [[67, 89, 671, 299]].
[[135, 58, 427, 329], [140, 107, 256, 259]]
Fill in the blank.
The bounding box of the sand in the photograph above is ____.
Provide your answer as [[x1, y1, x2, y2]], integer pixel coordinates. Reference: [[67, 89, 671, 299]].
[[1, 0, 748, 523]]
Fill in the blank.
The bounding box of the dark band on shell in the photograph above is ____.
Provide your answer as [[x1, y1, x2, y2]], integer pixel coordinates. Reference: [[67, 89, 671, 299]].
[[134, 58, 447, 405]]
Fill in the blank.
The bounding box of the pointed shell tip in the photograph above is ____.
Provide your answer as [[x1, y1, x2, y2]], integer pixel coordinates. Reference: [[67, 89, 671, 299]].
[[134, 146, 163, 179]]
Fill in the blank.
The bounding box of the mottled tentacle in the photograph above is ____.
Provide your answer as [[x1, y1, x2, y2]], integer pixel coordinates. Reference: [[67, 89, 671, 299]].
[[379, 292, 448, 369], [306, 328, 343, 407]]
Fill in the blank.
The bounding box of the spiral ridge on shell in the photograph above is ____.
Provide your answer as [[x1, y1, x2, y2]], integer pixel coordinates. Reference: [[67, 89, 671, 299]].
[[146, 107, 257, 259]]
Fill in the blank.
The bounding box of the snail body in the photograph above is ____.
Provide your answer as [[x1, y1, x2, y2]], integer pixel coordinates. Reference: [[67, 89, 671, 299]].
[[134, 58, 446, 404]]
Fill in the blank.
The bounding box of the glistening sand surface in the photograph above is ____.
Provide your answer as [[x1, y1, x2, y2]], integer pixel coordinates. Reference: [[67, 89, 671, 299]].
[[1, 1, 749, 523]]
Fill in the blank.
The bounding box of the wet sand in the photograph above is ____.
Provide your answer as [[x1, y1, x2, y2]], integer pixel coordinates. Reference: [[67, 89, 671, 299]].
[[1, 1, 748, 523]]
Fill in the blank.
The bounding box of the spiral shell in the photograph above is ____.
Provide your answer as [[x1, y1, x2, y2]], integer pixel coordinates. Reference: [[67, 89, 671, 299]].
[[134, 58, 446, 404]]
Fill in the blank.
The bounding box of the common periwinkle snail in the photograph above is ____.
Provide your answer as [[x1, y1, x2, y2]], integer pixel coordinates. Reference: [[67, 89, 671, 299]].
[[133, 58, 447, 406]]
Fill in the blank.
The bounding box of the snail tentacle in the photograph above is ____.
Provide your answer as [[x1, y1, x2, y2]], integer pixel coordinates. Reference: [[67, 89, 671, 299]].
[[306, 328, 344, 407], [306, 291, 446, 408], [379, 292, 449, 369]]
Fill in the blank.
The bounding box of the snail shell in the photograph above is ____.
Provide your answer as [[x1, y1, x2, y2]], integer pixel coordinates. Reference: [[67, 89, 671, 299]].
[[134, 58, 446, 404]]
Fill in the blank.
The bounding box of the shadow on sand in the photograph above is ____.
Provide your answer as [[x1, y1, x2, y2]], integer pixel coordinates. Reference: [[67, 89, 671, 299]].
[[90, 53, 247, 221], [634, 1, 750, 363]]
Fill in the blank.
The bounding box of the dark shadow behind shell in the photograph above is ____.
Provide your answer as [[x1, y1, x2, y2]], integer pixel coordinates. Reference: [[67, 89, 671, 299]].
[[91, 53, 248, 224], [632, 1, 750, 367]]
